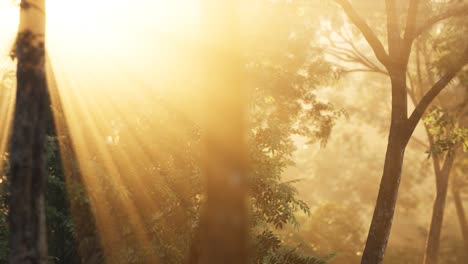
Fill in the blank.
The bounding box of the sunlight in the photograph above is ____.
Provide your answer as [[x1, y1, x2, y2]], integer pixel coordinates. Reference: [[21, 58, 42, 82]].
[[0, 62, 15, 180], [1, 0, 468, 263], [46, 0, 203, 97], [44, 1, 203, 261], [0, 1, 18, 55], [47, 0, 201, 33], [0, 1, 17, 181], [46, 0, 201, 55]]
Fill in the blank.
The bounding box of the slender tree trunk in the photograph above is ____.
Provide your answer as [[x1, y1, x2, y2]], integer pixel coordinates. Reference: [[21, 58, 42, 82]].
[[337, 1, 467, 263], [191, 1, 248, 264], [361, 71, 410, 264], [8, 1, 49, 263], [423, 152, 456, 264], [453, 187, 468, 260], [361, 126, 407, 264]]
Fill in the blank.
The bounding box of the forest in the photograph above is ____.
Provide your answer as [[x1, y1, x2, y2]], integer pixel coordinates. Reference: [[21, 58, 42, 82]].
[[0, 0, 467, 263]]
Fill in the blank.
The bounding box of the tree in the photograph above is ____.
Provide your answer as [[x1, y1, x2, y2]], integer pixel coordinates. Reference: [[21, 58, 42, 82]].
[[333, 1, 468, 263], [322, 6, 468, 262], [1, 1, 339, 263], [422, 107, 467, 264], [192, 1, 248, 263], [452, 166, 468, 260], [8, 0, 49, 263], [411, 16, 468, 263]]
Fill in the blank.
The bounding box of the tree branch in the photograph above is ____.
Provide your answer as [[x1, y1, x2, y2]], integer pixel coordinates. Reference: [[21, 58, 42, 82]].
[[407, 72, 417, 102], [426, 127, 442, 190], [404, 0, 421, 40], [438, 149, 457, 192], [406, 46, 468, 136], [402, 0, 421, 58], [338, 30, 387, 73], [385, 0, 401, 55], [411, 4, 468, 40], [334, 0, 390, 66], [327, 46, 387, 74], [409, 135, 429, 150], [415, 42, 425, 99], [340, 68, 388, 75]]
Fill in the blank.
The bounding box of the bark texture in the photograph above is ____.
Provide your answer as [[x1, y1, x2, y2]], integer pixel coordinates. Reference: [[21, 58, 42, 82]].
[[333, 1, 468, 263], [9, 1, 48, 263], [423, 152, 456, 264], [360, 72, 410, 263], [360, 134, 405, 263], [453, 187, 468, 260], [9, 30, 49, 263]]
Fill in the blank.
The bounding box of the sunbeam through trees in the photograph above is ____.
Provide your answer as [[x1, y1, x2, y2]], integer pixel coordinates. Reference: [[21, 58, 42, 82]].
[[0, 1, 467, 264]]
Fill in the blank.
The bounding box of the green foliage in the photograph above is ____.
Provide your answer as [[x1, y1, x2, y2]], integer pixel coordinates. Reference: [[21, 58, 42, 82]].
[[423, 107, 468, 156], [0, 177, 9, 263], [430, 15, 468, 84], [0, 137, 82, 263], [45, 137, 81, 264], [264, 248, 326, 264], [0, 1, 341, 263], [252, 230, 327, 264], [281, 202, 364, 264]]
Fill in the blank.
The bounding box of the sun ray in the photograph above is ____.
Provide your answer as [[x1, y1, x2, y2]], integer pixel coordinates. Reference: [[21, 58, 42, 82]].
[[0, 1, 18, 181], [0, 65, 15, 180], [44, 0, 203, 261]]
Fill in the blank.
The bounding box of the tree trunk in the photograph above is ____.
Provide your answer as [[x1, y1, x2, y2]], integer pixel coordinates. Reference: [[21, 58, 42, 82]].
[[8, 1, 48, 263], [423, 152, 456, 264], [361, 126, 407, 264], [453, 187, 468, 260], [191, 1, 248, 264], [361, 71, 409, 264]]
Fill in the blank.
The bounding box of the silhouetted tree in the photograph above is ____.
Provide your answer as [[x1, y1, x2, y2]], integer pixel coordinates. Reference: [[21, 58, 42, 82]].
[[9, 0, 49, 263], [333, 1, 468, 263]]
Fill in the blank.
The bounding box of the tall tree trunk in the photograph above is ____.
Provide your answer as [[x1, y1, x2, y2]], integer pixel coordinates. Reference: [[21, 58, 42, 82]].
[[361, 71, 410, 264], [453, 187, 468, 260], [8, 1, 49, 263], [361, 126, 407, 264], [336, 1, 467, 263], [192, 1, 248, 264], [423, 152, 456, 264]]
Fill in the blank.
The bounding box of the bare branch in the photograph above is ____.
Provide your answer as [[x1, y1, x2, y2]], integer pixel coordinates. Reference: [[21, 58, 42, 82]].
[[411, 4, 468, 40], [327, 47, 359, 60], [402, 0, 421, 57], [415, 42, 425, 99], [340, 68, 388, 75], [426, 127, 442, 190], [404, 0, 421, 40], [327, 49, 368, 66], [327, 48, 387, 75], [406, 46, 468, 136], [385, 0, 401, 55], [437, 149, 457, 191], [338, 30, 387, 73], [334, 0, 390, 66], [407, 72, 417, 102], [409, 135, 429, 150]]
